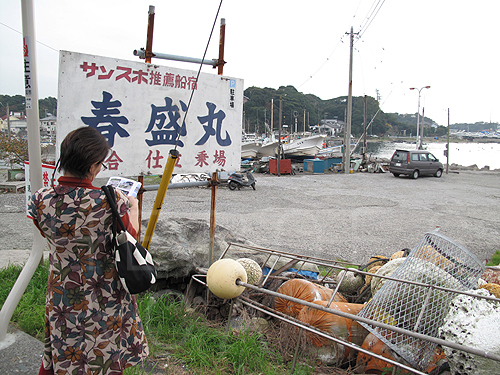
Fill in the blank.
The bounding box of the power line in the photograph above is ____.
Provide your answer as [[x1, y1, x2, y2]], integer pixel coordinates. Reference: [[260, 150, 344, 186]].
[[174, 0, 224, 150], [296, 35, 347, 90], [297, 0, 365, 90], [0, 21, 59, 52], [357, 0, 386, 38], [297, 0, 385, 91], [357, 0, 381, 32]]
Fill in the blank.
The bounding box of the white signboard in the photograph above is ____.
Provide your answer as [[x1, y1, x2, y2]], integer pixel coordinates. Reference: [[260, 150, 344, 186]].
[[57, 51, 243, 176]]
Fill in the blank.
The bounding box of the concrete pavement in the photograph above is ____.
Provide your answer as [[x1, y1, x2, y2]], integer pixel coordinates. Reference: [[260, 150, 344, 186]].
[[0, 250, 50, 270], [1, 168, 500, 374], [0, 325, 44, 374]]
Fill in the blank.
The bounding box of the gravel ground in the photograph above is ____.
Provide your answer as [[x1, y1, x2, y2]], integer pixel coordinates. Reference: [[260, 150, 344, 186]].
[[2, 170, 500, 266]]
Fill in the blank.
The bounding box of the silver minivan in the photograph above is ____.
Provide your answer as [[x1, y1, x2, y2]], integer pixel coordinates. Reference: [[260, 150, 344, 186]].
[[389, 149, 444, 179]]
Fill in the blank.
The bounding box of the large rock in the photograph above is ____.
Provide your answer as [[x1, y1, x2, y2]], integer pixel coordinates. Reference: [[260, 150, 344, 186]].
[[145, 217, 260, 279]]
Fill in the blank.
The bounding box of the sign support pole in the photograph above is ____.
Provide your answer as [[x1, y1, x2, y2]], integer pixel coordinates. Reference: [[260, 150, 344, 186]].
[[217, 19, 226, 75], [145, 6, 155, 64], [136, 5, 155, 241], [208, 18, 226, 267], [136, 10, 228, 265]]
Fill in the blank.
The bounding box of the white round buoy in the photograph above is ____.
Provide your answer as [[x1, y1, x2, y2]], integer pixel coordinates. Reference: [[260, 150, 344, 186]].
[[336, 270, 364, 294], [236, 258, 262, 285], [207, 259, 247, 299]]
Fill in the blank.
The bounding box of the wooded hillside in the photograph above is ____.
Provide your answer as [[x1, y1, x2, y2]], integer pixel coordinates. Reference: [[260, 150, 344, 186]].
[[3, 91, 494, 137], [243, 85, 435, 137]]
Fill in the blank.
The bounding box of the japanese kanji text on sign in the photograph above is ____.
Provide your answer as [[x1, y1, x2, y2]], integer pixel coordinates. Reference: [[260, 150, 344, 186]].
[[57, 51, 243, 176]]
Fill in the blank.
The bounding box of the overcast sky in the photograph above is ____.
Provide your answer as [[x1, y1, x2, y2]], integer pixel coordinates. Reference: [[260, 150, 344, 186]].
[[1, 0, 499, 127]]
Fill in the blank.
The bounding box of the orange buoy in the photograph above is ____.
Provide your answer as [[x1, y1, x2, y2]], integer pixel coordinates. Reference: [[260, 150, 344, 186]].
[[275, 279, 347, 318], [298, 300, 368, 365], [416, 245, 452, 270], [365, 265, 382, 286], [367, 255, 389, 270], [389, 250, 406, 261], [355, 333, 447, 374], [355, 333, 409, 374], [479, 282, 500, 298]]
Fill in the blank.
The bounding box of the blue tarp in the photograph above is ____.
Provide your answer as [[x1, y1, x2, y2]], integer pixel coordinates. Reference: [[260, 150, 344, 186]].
[[262, 266, 318, 280]]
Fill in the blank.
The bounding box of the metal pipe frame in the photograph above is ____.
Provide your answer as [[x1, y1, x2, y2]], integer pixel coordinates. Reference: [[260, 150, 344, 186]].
[[225, 243, 500, 304], [225, 242, 362, 268], [188, 272, 422, 374], [236, 281, 500, 362], [188, 270, 500, 372], [238, 296, 425, 375], [133, 48, 218, 67], [188, 242, 500, 373]]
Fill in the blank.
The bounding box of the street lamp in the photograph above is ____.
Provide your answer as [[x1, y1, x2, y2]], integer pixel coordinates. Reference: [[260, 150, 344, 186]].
[[409, 86, 430, 149]]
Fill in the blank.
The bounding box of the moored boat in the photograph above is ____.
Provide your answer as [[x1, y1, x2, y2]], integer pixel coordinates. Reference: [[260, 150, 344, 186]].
[[241, 132, 262, 159], [257, 139, 278, 158], [241, 139, 262, 159], [283, 134, 326, 158], [316, 143, 357, 158]]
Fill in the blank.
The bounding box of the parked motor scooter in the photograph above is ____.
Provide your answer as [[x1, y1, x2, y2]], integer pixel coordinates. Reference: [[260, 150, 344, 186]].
[[228, 170, 256, 190]]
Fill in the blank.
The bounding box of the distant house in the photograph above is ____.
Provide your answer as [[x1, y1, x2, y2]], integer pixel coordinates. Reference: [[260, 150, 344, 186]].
[[0, 112, 58, 140], [311, 119, 344, 136], [0, 112, 27, 134], [40, 114, 57, 138], [0, 114, 21, 132]]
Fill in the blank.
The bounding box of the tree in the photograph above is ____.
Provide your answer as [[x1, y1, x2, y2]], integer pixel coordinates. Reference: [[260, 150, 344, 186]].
[[0, 95, 57, 119], [39, 97, 57, 117], [0, 94, 26, 116], [0, 133, 52, 167], [0, 134, 29, 167]]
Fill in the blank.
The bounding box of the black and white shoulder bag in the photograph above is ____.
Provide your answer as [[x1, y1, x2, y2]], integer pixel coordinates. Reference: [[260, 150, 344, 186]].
[[102, 185, 157, 294]]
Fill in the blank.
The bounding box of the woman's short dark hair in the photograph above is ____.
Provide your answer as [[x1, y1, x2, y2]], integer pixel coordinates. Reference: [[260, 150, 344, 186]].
[[59, 126, 110, 178]]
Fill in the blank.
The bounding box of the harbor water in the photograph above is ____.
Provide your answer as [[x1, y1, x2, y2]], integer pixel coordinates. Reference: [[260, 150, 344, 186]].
[[366, 141, 500, 170]]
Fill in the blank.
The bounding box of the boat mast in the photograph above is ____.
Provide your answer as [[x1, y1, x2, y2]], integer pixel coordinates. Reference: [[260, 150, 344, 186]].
[[271, 99, 274, 139], [303, 109, 306, 135]]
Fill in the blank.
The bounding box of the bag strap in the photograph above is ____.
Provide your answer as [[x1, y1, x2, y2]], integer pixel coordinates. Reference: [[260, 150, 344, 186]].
[[101, 185, 127, 233]]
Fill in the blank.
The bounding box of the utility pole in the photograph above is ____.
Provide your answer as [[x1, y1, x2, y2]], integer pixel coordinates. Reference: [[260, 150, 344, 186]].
[[446, 108, 450, 174], [278, 96, 283, 176], [343, 27, 355, 174], [6, 103, 10, 140], [271, 99, 274, 137], [363, 95, 367, 164]]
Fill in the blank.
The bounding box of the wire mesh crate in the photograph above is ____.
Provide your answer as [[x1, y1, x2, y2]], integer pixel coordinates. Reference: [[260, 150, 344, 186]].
[[357, 230, 484, 370]]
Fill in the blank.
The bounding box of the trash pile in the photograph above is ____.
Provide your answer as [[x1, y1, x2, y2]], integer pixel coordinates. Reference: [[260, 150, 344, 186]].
[[195, 231, 500, 374]]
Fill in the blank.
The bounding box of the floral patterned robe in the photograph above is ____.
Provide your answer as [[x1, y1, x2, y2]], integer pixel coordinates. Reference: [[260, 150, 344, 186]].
[[29, 177, 148, 375]]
